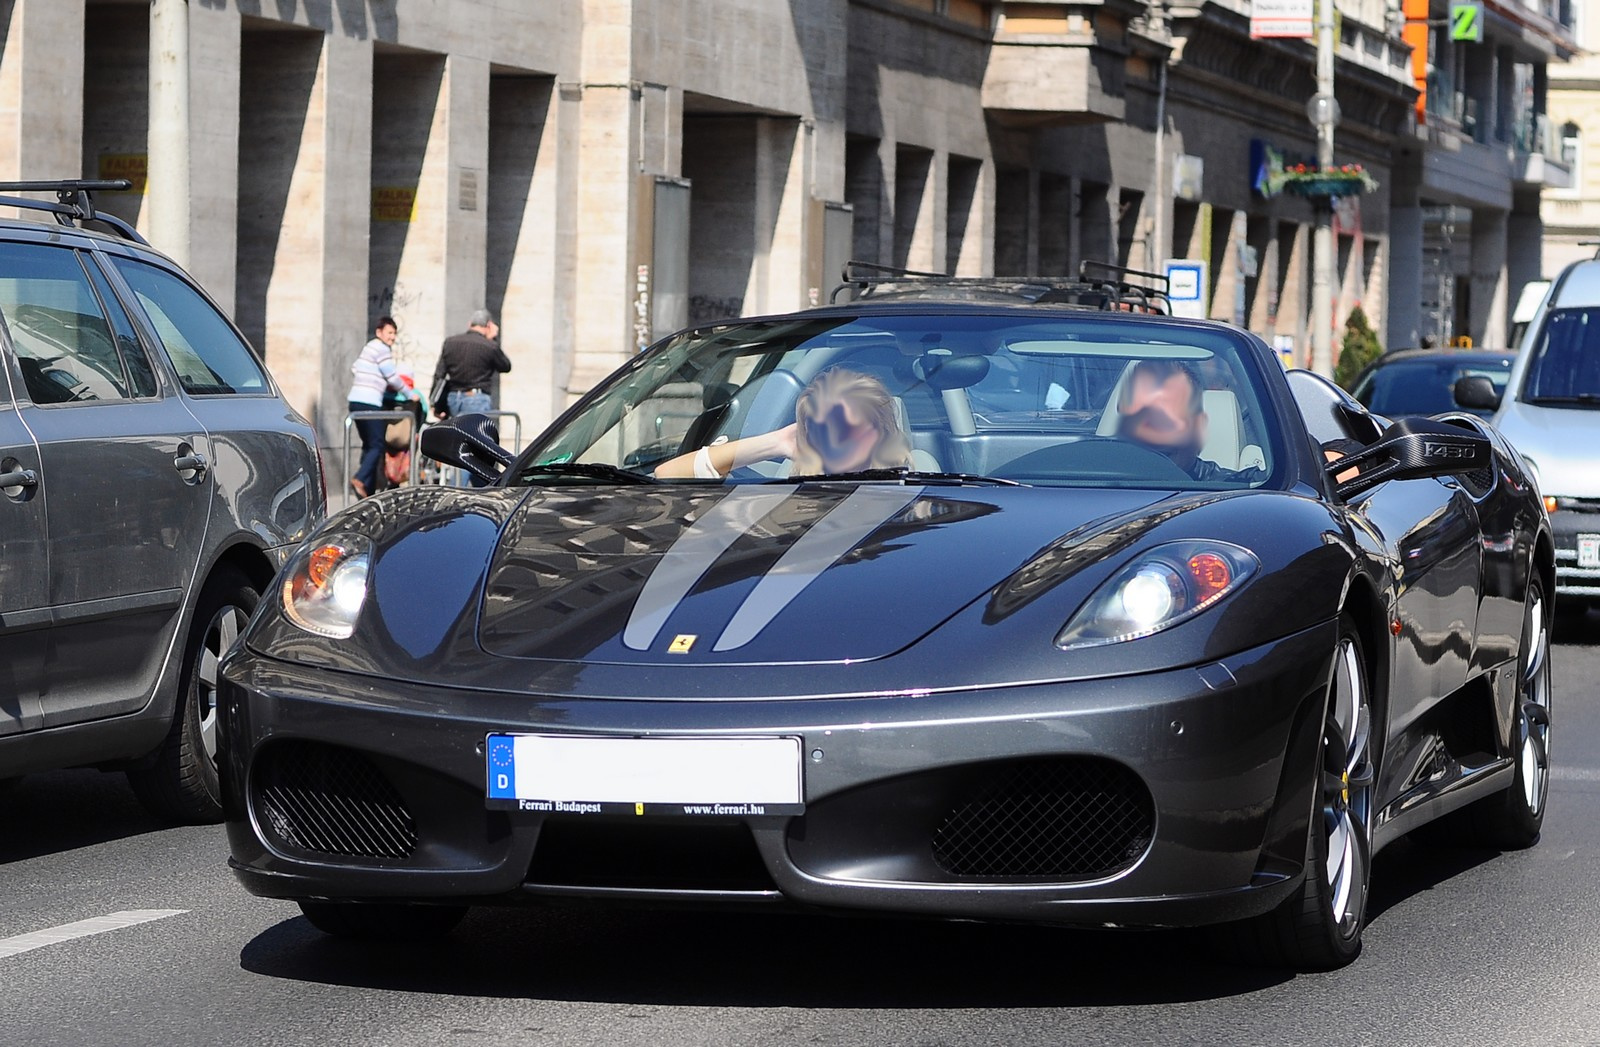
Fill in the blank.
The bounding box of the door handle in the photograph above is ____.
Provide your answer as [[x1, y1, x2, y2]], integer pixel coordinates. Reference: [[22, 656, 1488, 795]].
[[173, 451, 209, 480], [0, 467, 37, 495]]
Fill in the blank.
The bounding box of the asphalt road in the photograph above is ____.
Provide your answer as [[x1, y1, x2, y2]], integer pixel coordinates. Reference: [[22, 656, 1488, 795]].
[[7, 622, 1600, 1047]]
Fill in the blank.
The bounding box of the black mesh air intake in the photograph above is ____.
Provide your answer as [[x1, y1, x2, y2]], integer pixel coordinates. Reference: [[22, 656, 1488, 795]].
[[254, 741, 417, 860], [930, 757, 1153, 880]]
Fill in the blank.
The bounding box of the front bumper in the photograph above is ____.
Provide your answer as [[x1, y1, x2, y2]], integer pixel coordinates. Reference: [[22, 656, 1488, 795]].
[[220, 621, 1335, 929], [1549, 505, 1600, 600]]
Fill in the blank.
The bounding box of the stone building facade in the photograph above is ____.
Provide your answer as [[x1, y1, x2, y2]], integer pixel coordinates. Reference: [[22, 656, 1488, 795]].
[[0, 0, 1576, 471], [1543, 5, 1599, 281]]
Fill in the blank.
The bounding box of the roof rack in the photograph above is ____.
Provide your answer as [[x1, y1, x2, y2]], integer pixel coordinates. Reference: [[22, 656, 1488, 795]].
[[0, 180, 148, 245], [832, 259, 1170, 313]]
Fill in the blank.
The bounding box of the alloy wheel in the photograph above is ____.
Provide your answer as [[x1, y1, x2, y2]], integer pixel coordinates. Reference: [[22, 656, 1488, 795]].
[[1324, 636, 1374, 932], [197, 604, 248, 762], [1521, 593, 1552, 816]]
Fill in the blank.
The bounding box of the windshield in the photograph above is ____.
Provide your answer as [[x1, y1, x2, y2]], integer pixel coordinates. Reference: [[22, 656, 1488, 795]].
[[1522, 308, 1600, 406], [515, 313, 1282, 490]]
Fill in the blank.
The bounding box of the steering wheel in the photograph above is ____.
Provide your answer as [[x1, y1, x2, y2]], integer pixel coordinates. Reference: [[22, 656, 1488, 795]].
[[995, 437, 1194, 484]]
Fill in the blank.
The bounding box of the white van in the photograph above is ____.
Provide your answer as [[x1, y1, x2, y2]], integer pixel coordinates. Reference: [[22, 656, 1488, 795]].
[[1495, 261, 1600, 609]]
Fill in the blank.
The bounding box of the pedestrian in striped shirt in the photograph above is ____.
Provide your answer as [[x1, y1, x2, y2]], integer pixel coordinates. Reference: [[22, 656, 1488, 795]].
[[347, 316, 417, 498]]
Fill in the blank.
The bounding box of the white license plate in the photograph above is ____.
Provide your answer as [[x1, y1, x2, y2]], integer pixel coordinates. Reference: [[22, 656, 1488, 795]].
[[485, 734, 803, 816], [1580, 534, 1600, 569]]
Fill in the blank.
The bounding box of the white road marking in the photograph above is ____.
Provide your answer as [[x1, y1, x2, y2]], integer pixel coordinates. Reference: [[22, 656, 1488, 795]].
[[0, 909, 187, 960], [1553, 767, 1600, 782]]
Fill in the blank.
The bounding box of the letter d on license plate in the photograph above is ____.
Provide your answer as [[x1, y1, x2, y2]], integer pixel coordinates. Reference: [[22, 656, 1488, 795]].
[[485, 734, 804, 817]]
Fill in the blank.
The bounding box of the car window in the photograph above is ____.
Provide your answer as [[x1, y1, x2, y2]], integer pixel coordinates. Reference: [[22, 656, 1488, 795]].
[[84, 256, 159, 398], [0, 241, 134, 404], [1522, 307, 1600, 405], [111, 257, 268, 395], [521, 314, 1280, 490]]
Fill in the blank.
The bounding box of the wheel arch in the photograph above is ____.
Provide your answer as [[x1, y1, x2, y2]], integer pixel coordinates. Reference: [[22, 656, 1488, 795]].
[[207, 540, 279, 597], [1341, 572, 1389, 755], [1533, 528, 1555, 608]]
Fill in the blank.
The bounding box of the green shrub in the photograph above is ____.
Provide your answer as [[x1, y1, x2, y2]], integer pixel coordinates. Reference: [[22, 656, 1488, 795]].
[[1334, 305, 1384, 391]]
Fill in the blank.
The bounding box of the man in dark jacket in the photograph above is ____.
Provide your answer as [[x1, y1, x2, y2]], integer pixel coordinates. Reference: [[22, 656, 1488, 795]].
[[433, 309, 511, 420]]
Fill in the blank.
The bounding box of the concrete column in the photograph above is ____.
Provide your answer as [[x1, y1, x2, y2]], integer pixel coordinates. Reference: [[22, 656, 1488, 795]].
[[569, 82, 639, 401], [381, 54, 490, 410], [444, 57, 490, 369], [1278, 222, 1310, 365], [236, 29, 372, 453], [186, 3, 240, 309], [1388, 202, 1423, 350], [1469, 207, 1509, 348], [567, 0, 638, 402], [148, 0, 189, 267], [1507, 186, 1544, 345], [752, 116, 808, 315], [1364, 235, 1389, 347], [489, 77, 566, 437], [0, 0, 84, 185], [1209, 209, 1239, 323], [318, 34, 376, 442]]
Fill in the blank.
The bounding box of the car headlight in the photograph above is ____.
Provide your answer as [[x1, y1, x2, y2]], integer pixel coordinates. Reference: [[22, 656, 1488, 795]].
[[1057, 540, 1259, 649], [280, 536, 372, 638]]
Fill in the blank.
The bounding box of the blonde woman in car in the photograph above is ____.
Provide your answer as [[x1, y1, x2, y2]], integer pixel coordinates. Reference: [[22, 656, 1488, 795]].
[[655, 367, 913, 480]]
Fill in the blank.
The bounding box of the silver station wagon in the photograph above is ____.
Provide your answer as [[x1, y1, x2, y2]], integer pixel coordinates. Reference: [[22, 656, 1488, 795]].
[[0, 181, 323, 821]]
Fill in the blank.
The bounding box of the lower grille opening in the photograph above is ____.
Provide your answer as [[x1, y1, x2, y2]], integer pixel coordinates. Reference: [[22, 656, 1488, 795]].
[[930, 757, 1153, 880], [254, 740, 417, 860], [527, 818, 775, 891]]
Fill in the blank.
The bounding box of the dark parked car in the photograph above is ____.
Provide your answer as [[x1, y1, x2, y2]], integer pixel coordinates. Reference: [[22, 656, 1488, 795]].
[[221, 266, 1552, 970], [0, 181, 323, 821], [1349, 347, 1515, 419]]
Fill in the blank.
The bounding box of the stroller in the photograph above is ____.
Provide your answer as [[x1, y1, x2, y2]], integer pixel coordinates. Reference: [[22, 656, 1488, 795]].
[[376, 388, 427, 491]]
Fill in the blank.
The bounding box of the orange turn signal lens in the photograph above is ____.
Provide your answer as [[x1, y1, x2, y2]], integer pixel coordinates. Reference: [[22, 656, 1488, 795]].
[[1187, 552, 1232, 599], [1544, 496, 1559, 513], [306, 544, 347, 589]]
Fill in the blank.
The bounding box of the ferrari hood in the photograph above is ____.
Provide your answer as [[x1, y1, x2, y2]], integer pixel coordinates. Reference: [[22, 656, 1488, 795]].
[[476, 483, 1172, 665]]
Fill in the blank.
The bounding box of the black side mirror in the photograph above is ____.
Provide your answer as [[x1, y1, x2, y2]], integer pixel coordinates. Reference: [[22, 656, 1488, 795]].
[[419, 413, 514, 484], [1327, 416, 1492, 499], [1452, 374, 1501, 411]]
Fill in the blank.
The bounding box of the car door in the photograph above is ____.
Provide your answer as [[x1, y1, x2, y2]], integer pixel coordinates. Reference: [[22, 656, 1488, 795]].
[[0, 239, 213, 728], [0, 360, 45, 736], [100, 252, 318, 550], [1357, 474, 1483, 717]]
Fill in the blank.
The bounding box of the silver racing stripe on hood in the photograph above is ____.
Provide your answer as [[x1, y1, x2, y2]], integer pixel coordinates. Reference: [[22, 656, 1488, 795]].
[[713, 485, 925, 651], [621, 487, 796, 651]]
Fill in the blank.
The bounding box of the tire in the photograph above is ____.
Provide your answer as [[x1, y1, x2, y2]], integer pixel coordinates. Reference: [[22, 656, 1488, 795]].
[[298, 901, 468, 941], [1232, 616, 1375, 970], [127, 566, 258, 824], [1426, 578, 1552, 849]]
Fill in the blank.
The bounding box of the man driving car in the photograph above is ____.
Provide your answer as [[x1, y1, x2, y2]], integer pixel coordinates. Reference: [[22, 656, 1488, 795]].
[[1115, 359, 1266, 483]]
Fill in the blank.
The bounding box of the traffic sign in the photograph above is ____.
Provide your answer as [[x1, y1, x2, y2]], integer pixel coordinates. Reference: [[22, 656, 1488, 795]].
[[1450, 2, 1483, 42], [1250, 0, 1312, 39], [1165, 260, 1208, 320]]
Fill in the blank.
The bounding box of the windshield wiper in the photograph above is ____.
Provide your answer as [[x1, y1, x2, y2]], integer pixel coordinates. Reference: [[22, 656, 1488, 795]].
[[1523, 394, 1600, 406], [516, 462, 661, 485], [779, 467, 1027, 487]]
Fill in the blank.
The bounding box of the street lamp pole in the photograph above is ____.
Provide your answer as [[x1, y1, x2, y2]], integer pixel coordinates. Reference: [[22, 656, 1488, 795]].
[[1308, 1, 1337, 377]]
